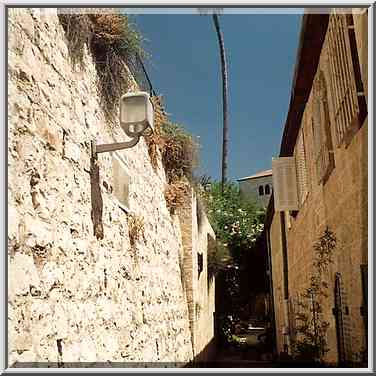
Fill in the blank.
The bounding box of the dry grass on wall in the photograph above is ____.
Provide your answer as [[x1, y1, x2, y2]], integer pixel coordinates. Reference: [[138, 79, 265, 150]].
[[160, 122, 199, 184], [146, 96, 199, 183], [58, 11, 145, 123], [161, 124, 198, 214], [127, 214, 145, 248], [57, 13, 92, 68], [146, 96, 199, 214], [146, 95, 168, 170], [164, 179, 191, 214]]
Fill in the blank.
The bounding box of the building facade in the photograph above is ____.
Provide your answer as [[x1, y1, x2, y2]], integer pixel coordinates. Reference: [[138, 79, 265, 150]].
[[178, 192, 216, 363], [238, 169, 273, 208], [265, 9, 368, 366]]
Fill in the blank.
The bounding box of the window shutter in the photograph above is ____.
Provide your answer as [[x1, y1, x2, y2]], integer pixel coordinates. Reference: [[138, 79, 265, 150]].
[[272, 157, 299, 212], [326, 11, 367, 146], [295, 131, 308, 206], [312, 70, 336, 184]]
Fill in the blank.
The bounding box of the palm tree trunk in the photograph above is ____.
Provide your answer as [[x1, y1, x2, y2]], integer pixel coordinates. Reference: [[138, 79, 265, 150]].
[[213, 14, 229, 193]]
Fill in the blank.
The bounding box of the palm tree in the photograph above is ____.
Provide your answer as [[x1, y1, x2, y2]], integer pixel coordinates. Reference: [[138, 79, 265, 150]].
[[212, 13, 229, 193]]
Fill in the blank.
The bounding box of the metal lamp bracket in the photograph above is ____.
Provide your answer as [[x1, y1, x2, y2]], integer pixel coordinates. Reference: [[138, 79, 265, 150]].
[[89, 135, 141, 240], [91, 135, 141, 157]]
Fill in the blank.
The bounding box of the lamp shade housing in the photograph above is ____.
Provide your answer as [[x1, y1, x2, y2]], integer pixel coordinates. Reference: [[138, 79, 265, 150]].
[[120, 92, 154, 137]]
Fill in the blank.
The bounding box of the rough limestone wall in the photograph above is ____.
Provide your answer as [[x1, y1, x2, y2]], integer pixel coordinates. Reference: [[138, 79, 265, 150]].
[[178, 190, 216, 361], [193, 196, 216, 361], [178, 191, 198, 354], [8, 8, 193, 365]]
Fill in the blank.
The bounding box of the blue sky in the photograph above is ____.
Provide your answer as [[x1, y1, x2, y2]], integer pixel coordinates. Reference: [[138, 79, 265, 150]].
[[133, 12, 302, 181]]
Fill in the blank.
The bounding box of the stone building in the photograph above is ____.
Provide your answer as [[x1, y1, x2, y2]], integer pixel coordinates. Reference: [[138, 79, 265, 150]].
[[265, 10, 368, 366], [238, 169, 273, 208], [7, 8, 215, 366], [179, 192, 216, 363]]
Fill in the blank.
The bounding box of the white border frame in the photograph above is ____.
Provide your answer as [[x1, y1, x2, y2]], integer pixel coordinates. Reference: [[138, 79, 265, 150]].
[[1, 1, 374, 373]]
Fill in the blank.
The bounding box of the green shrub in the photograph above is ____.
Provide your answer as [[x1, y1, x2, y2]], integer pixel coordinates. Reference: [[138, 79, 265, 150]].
[[201, 181, 265, 264]]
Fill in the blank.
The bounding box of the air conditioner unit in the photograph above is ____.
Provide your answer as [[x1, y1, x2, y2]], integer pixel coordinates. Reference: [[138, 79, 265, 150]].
[[272, 157, 299, 212]]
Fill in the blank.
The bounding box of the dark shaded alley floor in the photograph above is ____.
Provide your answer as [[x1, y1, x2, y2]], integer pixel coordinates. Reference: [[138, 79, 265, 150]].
[[192, 346, 277, 368]]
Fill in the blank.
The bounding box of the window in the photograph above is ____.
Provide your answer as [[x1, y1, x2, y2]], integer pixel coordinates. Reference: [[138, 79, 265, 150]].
[[265, 184, 270, 195], [112, 153, 130, 212], [197, 253, 203, 278], [326, 12, 367, 147], [259, 185, 264, 196], [312, 70, 335, 184]]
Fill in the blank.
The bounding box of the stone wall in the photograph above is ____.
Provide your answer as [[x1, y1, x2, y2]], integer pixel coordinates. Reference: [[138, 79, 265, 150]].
[[7, 8, 200, 365], [268, 10, 368, 365], [178, 190, 216, 363], [269, 213, 287, 355]]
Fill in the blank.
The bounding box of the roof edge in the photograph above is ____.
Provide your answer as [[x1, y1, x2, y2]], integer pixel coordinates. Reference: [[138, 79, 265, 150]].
[[237, 173, 273, 182], [266, 11, 330, 228], [279, 12, 330, 157]]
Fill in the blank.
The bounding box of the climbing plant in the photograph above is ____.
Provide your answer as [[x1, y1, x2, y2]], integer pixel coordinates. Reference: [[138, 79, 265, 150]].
[[291, 227, 337, 364]]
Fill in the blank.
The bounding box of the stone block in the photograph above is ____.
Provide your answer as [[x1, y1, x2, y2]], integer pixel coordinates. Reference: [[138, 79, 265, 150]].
[[62, 342, 81, 362], [9, 253, 40, 298], [63, 140, 81, 163], [40, 261, 63, 292], [8, 23, 26, 55], [8, 203, 19, 240], [16, 136, 39, 164], [79, 337, 97, 362], [53, 303, 69, 338], [22, 213, 53, 248], [14, 9, 35, 39], [9, 90, 32, 125], [11, 350, 36, 364], [58, 84, 72, 107], [31, 114, 63, 153], [14, 331, 33, 351]]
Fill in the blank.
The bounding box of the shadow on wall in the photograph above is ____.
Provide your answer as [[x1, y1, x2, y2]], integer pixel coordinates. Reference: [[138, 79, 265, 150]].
[[184, 338, 217, 368]]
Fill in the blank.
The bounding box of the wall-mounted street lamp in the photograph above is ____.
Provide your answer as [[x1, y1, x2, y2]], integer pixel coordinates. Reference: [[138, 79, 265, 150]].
[[92, 91, 154, 156], [90, 92, 154, 240]]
